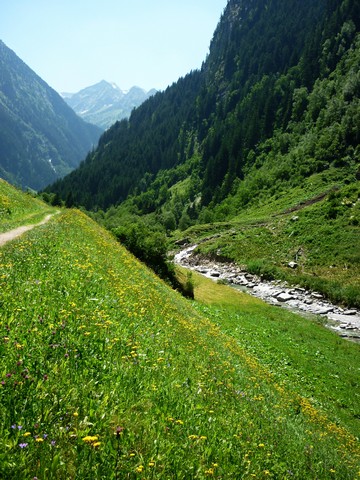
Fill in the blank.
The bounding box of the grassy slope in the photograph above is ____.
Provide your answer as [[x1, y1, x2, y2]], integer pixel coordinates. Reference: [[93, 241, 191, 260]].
[[179, 171, 360, 308], [0, 207, 359, 479], [0, 179, 55, 233]]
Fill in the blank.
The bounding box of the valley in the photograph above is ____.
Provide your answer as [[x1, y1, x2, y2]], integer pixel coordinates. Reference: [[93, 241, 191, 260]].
[[1, 0, 360, 477], [0, 181, 359, 479]]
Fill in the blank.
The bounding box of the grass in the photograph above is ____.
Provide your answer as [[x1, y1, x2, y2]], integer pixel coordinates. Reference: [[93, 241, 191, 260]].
[[178, 179, 360, 308], [0, 179, 55, 233], [177, 269, 360, 436], [0, 208, 360, 478]]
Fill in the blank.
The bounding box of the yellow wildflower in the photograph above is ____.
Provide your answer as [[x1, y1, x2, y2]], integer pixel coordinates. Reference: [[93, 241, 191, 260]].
[[82, 435, 99, 443]]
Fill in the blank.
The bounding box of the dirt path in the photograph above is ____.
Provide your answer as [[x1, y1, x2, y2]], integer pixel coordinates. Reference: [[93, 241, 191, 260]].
[[0, 213, 57, 247]]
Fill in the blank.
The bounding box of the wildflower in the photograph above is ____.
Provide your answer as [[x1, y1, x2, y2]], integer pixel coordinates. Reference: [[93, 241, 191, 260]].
[[23, 432, 31, 437], [92, 442, 101, 447], [115, 426, 124, 437], [35, 437, 44, 442], [148, 461, 155, 467], [73, 412, 79, 417], [19, 443, 28, 448], [43, 374, 48, 381], [82, 435, 99, 443], [135, 465, 144, 473], [51, 440, 56, 446], [258, 443, 265, 448]]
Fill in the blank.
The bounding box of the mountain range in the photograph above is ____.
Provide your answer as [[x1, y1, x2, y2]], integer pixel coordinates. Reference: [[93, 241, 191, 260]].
[[47, 0, 360, 213], [0, 40, 102, 191], [62, 81, 157, 129]]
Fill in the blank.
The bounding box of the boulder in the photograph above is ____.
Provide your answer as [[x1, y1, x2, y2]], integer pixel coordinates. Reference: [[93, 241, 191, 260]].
[[276, 292, 295, 302]]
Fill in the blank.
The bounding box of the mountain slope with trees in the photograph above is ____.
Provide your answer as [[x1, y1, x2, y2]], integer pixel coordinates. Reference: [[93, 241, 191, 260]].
[[46, 0, 360, 305], [47, 0, 359, 211], [0, 41, 102, 190]]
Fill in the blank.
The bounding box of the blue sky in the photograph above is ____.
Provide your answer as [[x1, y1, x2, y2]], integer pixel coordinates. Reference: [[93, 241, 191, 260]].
[[1, 0, 227, 93]]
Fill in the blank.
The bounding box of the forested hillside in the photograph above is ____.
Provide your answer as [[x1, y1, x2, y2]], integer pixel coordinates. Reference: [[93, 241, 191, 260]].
[[0, 41, 102, 190], [46, 0, 359, 215]]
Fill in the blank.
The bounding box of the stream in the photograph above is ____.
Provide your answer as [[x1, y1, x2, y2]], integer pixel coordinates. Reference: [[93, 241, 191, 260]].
[[174, 244, 360, 343]]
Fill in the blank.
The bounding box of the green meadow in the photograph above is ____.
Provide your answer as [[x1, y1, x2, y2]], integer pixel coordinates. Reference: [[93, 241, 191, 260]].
[[0, 188, 360, 478], [0, 179, 55, 233]]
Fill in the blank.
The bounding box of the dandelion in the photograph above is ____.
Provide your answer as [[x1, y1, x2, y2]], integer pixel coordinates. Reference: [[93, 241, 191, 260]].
[[23, 432, 31, 437], [35, 437, 44, 443], [82, 435, 99, 443], [135, 465, 144, 473], [92, 442, 101, 447]]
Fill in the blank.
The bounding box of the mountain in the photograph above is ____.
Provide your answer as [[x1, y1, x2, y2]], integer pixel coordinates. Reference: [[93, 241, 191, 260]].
[[63, 80, 157, 129], [0, 40, 102, 190], [47, 0, 359, 213]]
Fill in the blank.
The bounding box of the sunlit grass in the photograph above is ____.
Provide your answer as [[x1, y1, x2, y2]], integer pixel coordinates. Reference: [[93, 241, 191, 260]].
[[0, 179, 55, 232], [0, 209, 359, 479]]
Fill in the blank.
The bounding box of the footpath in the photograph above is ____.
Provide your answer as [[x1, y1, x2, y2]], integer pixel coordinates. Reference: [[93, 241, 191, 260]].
[[0, 213, 56, 247]]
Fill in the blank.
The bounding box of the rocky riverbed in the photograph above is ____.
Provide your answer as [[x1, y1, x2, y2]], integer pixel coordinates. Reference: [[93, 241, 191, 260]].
[[174, 245, 360, 342]]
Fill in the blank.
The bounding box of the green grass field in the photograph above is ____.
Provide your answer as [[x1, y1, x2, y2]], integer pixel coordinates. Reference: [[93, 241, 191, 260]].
[[0, 198, 359, 478], [0, 179, 55, 233]]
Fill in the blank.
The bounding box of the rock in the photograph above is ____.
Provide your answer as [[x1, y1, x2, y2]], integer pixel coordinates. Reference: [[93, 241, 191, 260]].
[[288, 261, 298, 269], [309, 306, 334, 315], [343, 310, 357, 316], [210, 271, 220, 278], [311, 292, 323, 299], [196, 268, 208, 274], [276, 292, 295, 302]]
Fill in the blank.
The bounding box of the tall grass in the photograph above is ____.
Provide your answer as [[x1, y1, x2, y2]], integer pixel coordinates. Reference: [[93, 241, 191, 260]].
[[0, 210, 359, 478]]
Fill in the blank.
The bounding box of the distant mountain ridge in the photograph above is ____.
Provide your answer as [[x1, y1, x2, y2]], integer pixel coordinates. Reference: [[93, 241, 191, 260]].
[[0, 40, 102, 190], [63, 80, 157, 129]]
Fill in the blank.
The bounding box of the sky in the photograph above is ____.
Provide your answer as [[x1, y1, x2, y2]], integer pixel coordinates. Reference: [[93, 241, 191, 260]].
[[1, 0, 227, 94]]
